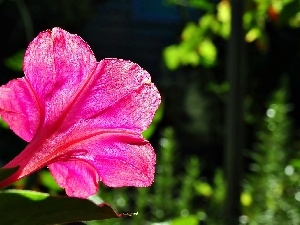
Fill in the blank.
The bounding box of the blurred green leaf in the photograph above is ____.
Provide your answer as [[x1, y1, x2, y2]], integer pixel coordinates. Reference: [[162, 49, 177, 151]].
[[182, 22, 198, 41], [280, 1, 300, 25], [4, 50, 25, 72], [245, 27, 261, 42], [199, 14, 216, 32], [163, 45, 181, 70], [290, 159, 300, 169], [198, 39, 217, 66], [165, 0, 213, 11], [216, 1, 231, 38], [0, 116, 9, 129], [170, 216, 198, 225], [39, 170, 62, 193], [189, 0, 214, 11], [241, 192, 252, 207], [182, 46, 200, 66], [217, 0, 230, 23], [194, 181, 212, 197], [0, 190, 120, 225], [207, 81, 229, 94], [212, 170, 225, 204], [0, 167, 19, 182]]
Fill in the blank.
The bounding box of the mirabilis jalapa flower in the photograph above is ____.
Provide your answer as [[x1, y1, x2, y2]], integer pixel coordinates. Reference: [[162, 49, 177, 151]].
[[0, 27, 161, 198]]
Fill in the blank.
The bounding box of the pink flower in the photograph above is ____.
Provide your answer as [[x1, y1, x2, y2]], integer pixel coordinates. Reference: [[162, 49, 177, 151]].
[[0, 28, 161, 198]]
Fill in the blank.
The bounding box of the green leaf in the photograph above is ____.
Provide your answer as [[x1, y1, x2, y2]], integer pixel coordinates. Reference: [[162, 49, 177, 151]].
[[198, 39, 217, 67], [0, 190, 120, 225], [280, 1, 300, 26], [0, 116, 9, 129], [0, 167, 19, 182], [182, 22, 198, 41], [163, 45, 181, 70], [39, 170, 62, 193], [290, 159, 300, 169], [170, 216, 199, 225], [194, 181, 213, 197], [4, 50, 25, 72], [189, 0, 214, 11]]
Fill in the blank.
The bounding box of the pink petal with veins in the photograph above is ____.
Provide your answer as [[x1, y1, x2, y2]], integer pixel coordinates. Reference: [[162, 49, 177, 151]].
[[49, 160, 99, 198], [0, 27, 160, 198], [0, 78, 40, 141]]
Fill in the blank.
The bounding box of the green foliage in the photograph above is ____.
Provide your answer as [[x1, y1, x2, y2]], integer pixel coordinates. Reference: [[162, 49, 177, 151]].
[[4, 50, 25, 72], [163, 1, 227, 70], [153, 128, 177, 220], [164, 0, 300, 70], [243, 81, 300, 224], [0, 190, 119, 225], [163, 18, 218, 70], [0, 116, 9, 129], [170, 215, 198, 225], [162, 2, 300, 222], [165, 0, 214, 11], [39, 171, 62, 194]]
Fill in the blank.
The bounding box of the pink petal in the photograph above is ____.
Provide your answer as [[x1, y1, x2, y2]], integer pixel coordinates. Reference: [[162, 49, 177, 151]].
[[77, 132, 155, 187], [92, 139, 156, 187], [0, 28, 161, 198], [59, 59, 160, 133], [49, 160, 99, 198], [23, 27, 97, 128], [0, 78, 40, 141], [49, 131, 155, 196]]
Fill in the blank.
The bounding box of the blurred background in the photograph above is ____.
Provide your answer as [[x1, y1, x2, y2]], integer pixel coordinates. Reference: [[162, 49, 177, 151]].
[[1, 0, 300, 224]]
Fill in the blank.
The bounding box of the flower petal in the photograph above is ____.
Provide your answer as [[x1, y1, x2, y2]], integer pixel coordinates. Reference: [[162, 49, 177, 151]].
[[48, 132, 155, 195], [49, 160, 99, 198], [23, 27, 97, 128], [0, 28, 160, 197], [59, 59, 161, 132], [0, 78, 40, 141], [88, 134, 155, 187]]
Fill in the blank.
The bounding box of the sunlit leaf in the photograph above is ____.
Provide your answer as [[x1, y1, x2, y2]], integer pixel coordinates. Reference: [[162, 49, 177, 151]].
[[170, 216, 198, 225], [182, 22, 198, 41], [216, 1, 231, 38], [245, 27, 261, 42], [199, 14, 217, 33], [194, 181, 212, 197], [0, 190, 120, 225], [163, 45, 181, 70], [182, 48, 200, 66], [198, 39, 217, 66], [217, 0, 230, 23], [241, 192, 252, 207]]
